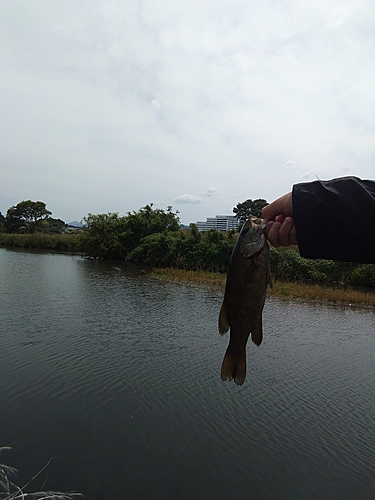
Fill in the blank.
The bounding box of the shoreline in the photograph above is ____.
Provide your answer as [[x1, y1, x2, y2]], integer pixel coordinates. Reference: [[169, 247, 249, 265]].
[[1, 243, 374, 309], [150, 268, 375, 309]]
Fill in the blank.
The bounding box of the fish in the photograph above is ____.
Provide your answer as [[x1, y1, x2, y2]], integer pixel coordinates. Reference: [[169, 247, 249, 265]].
[[218, 216, 272, 385]]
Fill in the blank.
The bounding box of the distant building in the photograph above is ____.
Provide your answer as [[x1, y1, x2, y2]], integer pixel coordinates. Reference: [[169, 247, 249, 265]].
[[196, 215, 239, 232]]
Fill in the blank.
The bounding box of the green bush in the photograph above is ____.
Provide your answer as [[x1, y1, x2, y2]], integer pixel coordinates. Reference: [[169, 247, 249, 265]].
[[270, 247, 339, 283], [79, 205, 180, 259], [269, 247, 374, 289], [349, 264, 375, 288], [127, 230, 233, 273], [78, 213, 129, 259], [127, 232, 180, 267]]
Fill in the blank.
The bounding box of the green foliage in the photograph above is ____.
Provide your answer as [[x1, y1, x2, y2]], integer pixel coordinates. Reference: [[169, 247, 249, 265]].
[[128, 232, 181, 267], [122, 204, 180, 250], [189, 223, 201, 242], [128, 229, 233, 272], [5, 200, 52, 233], [180, 232, 230, 272], [46, 217, 68, 233], [349, 264, 375, 288], [268, 247, 375, 290], [79, 205, 180, 259], [270, 247, 340, 283], [233, 198, 268, 223], [79, 213, 129, 259]]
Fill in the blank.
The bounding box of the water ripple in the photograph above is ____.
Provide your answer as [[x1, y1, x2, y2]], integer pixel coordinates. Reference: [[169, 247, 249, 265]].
[[0, 249, 374, 500]]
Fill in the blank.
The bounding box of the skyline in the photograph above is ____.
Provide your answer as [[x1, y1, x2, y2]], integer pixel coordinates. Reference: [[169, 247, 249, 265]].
[[1, 0, 374, 225]]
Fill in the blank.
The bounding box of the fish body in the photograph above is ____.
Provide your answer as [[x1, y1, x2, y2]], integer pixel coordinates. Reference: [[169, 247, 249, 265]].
[[218, 216, 272, 385]]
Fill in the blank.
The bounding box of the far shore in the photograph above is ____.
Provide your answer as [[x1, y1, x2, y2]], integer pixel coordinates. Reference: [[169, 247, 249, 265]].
[[150, 268, 375, 309], [1, 239, 374, 308]]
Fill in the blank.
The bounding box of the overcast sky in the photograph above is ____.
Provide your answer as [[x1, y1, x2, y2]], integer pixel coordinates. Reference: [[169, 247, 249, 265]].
[[1, 0, 374, 224]]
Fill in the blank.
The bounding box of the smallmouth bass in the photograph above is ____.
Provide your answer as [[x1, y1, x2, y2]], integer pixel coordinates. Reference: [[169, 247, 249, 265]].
[[218, 216, 272, 385]]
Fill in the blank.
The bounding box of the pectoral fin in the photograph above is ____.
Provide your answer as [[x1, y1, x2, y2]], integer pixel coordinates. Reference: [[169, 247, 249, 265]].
[[218, 299, 230, 335], [251, 316, 263, 346]]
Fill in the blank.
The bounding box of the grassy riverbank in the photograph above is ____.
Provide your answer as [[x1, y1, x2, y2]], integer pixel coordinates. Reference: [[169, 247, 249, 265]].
[[151, 268, 375, 308], [2, 233, 374, 308], [0, 232, 83, 252]]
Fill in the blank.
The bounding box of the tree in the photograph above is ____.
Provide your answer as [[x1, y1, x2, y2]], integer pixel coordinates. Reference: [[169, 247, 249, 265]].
[[80, 205, 181, 259], [5, 200, 52, 233], [80, 212, 129, 259], [121, 204, 180, 250], [47, 218, 68, 233], [233, 198, 268, 224], [189, 223, 201, 242]]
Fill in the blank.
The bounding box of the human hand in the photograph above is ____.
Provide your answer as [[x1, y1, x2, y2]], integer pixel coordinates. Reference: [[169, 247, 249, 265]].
[[262, 193, 298, 247]]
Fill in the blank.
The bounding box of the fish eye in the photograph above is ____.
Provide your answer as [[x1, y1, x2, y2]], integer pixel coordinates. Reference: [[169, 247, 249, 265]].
[[242, 227, 249, 234]]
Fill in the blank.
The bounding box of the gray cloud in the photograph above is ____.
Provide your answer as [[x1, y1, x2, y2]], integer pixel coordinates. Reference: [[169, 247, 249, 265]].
[[0, 0, 373, 224], [204, 187, 220, 197], [174, 194, 202, 204]]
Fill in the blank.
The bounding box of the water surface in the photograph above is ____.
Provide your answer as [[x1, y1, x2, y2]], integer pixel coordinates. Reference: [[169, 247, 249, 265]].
[[0, 249, 374, 499]]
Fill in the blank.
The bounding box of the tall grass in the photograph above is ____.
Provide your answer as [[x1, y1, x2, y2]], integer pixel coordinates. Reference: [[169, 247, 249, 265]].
[[0, 446, 82, 499], [269, 281, 375, 307], [152, 268, 227, 288], [151, 268, 375, 308], [0, 233, 83, 253]]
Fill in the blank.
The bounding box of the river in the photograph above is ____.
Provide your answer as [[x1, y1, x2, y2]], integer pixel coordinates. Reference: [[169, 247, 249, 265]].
[[0, 248, 374, 500]]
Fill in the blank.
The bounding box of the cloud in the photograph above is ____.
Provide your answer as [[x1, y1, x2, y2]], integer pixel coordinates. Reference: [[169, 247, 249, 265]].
[[0, 0, 373, 225], [174, 194, 202, 204], [204, 187, 220, 197], [281, 161, 295, 169], [150, 99, 161, 110], [302, 171, 314, 179]]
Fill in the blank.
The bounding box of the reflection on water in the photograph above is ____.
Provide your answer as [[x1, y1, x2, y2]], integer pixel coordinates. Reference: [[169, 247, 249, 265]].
[[0, 249, 374, 500]]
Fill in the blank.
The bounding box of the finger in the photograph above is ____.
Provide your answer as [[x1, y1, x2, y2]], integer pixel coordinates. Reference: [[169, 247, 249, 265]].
[[262, 205, 273, 221], [278, 216, 295, 246], [275, 214, 285, 224], [262, 193, 293, 221], [266, 221, 282, 247], [264, 221, 273, 238], [289, 224, 298, 246]]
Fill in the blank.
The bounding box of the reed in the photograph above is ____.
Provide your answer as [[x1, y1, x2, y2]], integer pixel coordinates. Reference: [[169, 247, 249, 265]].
[[0, 233, 83, 253], [151, 268, 375, 308], [151, 268, 227, 288], [0, 446, 82, 499]]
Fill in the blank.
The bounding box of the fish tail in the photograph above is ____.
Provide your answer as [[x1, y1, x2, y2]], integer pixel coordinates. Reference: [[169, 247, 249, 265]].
[[220, 348, 246, 386]]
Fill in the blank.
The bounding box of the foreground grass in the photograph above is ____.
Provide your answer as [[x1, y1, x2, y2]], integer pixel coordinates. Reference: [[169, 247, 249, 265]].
[[0, 446, 82, 499], [151, 268, 375, 308]]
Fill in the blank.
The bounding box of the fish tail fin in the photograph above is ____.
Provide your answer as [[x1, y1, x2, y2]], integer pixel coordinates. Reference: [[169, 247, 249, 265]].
[[221, 348, 246, 386]]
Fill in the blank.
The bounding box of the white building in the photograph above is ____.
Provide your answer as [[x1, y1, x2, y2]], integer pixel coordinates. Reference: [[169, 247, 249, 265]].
[[196, 215, 239, 232]]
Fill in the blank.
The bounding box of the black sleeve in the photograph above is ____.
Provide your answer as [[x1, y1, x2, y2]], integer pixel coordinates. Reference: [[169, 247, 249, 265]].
[[292, 176, 375, 263]]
